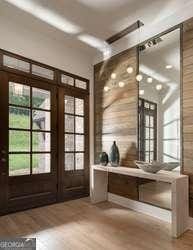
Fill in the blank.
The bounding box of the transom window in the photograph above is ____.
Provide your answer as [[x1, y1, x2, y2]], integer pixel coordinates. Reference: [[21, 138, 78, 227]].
[[64, 95, 85, 171], [9, 82, 51, 176]]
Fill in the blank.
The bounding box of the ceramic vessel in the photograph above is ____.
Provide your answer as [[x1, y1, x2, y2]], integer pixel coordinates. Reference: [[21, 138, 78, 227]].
[[135, 160, 164, 174], [99, 152, 109, 166], [109, 141, 120, 167]]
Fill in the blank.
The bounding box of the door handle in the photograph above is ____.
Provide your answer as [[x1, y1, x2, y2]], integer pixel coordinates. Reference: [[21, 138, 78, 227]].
[[1, 158, 6, 162], [1, 150, 6, 154]]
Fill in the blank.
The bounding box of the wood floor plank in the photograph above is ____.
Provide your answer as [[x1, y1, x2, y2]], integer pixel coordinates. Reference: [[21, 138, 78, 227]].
[[0, 198, 193, 250]]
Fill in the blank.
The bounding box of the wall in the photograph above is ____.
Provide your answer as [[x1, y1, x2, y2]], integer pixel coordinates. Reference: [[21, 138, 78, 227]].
[[94, 47, 139, 199], [94, 16, 193, 216], [182, 17, 193, 216], [94, 1, 193, 64], [0, 14, 94, 166]]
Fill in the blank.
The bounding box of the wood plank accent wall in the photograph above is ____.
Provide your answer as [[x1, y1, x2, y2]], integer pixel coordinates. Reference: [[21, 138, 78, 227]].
[[94, 48, 139, 199], [94, 17, 193, 215], [182, 17, 193, 216]]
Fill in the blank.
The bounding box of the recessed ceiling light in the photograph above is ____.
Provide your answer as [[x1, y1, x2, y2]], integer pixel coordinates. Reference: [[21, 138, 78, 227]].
[[165, 65, 173, 69], [127, 66, 133, 74], [136, 74, 143, 82], [147, 77, 153, 83], [139, 89, 144, 95], [156, 84, 162, 90], [111, 73, 116, 79], [104, 86, 110, 92], [118, 81, 125, 88]]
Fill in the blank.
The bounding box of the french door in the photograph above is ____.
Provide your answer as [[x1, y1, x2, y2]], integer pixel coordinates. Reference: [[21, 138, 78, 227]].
[[0, 71, 89, 214], [138, 98, 157, 162], [58, 88, 89, 200], [0, 72, 57, 213]]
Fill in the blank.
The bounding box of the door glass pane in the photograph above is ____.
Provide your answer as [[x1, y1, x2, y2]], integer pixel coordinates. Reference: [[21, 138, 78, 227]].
[[75, 135, 84, 151], [75, 153, 84, 170], [75, 79, 87, 90], [145, 115, 149, 126], [9, 82, 30, 107], [150, 152, 154, 162], [65, 134, 74, 151], [9, 107, 30, 129], [9, 131, 30, 152], [32, 153, 51, 174], [150, 140, 154, 151], [150, 116, 154, 127], [75, 98, 84, 116], [145, 128, 149, 139], [32, 132, 50, 152], [32, 110, 50, 131], [32, 88, 50, 110], [9, 154, 30, 176], [145, 152, 149, 162], [3, 55, 30, 72], [65, 115, 74, 133], [65, 96, 74, 114], [65, 153, 74, 171], [150, 129, 154, 139], [145, 140, 149, 151], [150, 104, 155, 110], [32, 65, 54, 80], [145, 102, 150, 109], [75, 116, 84, 134], [61, 74, 74, 86]]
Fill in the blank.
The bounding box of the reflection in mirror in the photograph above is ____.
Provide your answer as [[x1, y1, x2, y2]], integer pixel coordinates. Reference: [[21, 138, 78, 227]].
[[138, 28, 181, 210]]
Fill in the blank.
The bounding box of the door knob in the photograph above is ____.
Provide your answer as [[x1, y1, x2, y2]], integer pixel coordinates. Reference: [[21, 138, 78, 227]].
[[1, 150, 6, 154], [1, 158, 6, 162]]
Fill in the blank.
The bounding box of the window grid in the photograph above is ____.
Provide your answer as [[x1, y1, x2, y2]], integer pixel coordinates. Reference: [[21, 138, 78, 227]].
[[8, 83, 51, 176], [138, 98, 157, 163], [64, 95, 85, 171]]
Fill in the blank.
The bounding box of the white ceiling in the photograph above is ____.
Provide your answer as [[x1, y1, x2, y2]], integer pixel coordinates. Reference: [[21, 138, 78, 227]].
[[0, 0, 192, 55]]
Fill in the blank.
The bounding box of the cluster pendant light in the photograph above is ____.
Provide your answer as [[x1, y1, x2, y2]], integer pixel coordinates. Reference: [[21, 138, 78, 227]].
[[104, 24, 144, 92], [104, 65, 144, 92]]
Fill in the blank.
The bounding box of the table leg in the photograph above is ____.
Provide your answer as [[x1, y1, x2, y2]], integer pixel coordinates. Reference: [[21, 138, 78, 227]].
[[90, 168, 108, 204], [171, 177, 189, 237]]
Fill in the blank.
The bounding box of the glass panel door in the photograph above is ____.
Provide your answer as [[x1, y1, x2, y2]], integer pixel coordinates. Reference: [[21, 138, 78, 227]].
[[0, 72, 57, 213], [58, 88, 89, 200], [64, 96, 85, 171], [138, 98, 157, 162]]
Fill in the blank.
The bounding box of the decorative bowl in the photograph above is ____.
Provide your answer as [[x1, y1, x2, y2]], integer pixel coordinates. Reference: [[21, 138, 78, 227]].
[[134, 160, 164, 174], [162, 162, 179, 171]]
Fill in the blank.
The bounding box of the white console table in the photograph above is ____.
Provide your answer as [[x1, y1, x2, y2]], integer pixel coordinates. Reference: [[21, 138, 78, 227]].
[[90, 165, 189, 238]]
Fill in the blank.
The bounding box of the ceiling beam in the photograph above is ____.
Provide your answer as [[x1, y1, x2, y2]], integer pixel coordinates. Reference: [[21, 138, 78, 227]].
[[106, 20, 144, 44]]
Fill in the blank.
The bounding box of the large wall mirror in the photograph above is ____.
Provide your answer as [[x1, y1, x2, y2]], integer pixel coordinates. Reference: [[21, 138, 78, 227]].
[[138, 28, 181, 209]]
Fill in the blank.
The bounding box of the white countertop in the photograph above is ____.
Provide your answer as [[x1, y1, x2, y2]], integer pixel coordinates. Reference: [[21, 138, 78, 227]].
[[92, 165, 188, 183]]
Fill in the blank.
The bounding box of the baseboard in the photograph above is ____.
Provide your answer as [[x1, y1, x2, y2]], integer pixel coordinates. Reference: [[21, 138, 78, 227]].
[[108, 192, 171, 223]]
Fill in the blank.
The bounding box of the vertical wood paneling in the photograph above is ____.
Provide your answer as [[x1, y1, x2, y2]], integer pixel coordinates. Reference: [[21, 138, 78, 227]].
[[183, 17, 193, 216], [94, 48, 138, 199]]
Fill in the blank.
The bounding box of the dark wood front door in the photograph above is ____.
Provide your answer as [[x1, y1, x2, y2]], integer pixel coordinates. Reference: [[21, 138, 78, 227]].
[[0, 71, 58, 214], [58, 87, 89, 200], [0, 70, 89, 214]]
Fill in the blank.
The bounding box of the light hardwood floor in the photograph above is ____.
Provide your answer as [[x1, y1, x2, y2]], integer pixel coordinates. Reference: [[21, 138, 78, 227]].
[[0, 198, 193, 250]]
